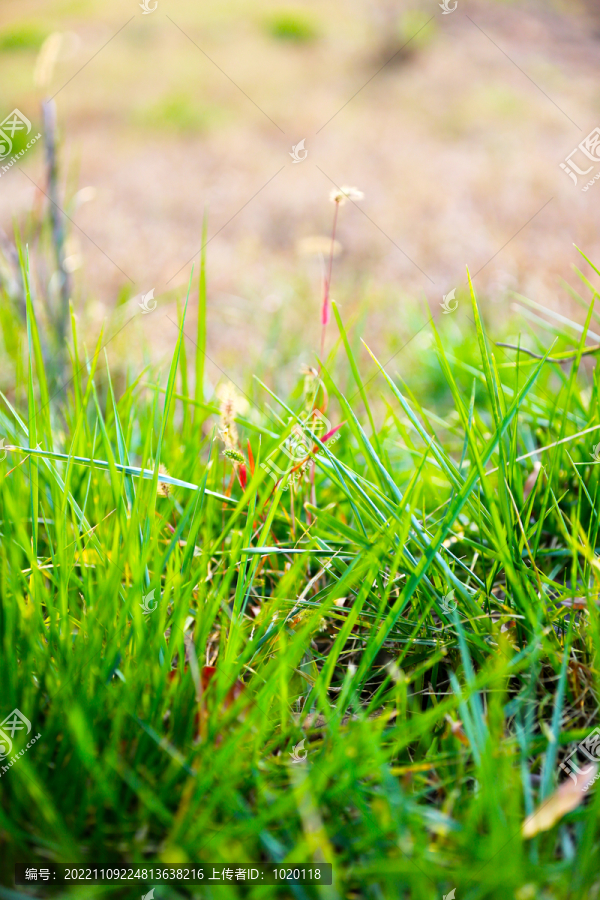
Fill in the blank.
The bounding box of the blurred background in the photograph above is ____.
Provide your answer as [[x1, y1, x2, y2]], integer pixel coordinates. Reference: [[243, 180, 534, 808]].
[[1, 0, 600, 393]]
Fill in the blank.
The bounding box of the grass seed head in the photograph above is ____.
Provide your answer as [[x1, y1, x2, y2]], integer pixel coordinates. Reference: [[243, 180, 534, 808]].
[[223, 447, 245, 464], [157, 463, 172, 497], [216, 382, 248, 450]]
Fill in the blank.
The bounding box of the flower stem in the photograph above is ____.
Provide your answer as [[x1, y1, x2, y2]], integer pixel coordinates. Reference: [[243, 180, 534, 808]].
[[320, 201, 339, 368]]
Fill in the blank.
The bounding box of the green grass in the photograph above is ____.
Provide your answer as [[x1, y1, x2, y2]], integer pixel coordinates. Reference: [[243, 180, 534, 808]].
[[135, 95, 226, 135], [397, 10, 437, 52], [263, 10, 319, 43], [1, 230, 600, 900], [0, 24, 48, 52]]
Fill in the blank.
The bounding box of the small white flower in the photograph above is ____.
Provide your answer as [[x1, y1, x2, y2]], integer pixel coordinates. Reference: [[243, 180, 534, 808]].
[[329, 185, 364, 206]]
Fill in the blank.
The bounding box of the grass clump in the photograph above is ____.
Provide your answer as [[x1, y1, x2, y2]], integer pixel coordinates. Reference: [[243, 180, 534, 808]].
[[263, 10, 319, 43], [0, 24, 49, 52], [397, 9, 437, 50], [1, 208, 600, 899], [136, 94, 226, 135]]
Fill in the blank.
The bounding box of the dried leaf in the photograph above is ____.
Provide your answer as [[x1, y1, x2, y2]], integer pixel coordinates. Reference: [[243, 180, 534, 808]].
[[164, 628, 195, 665], [523, 461, 542, 501], [168, 664, 246, 742], [560, 597, 591, 610], [522, 764, 597, 838], [199, 665, 245, 707], [445, 714, 469, 746]]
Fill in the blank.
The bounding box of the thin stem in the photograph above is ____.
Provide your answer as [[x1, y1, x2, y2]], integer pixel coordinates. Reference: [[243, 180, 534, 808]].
[[496, 342, 600, 363], [320, 201, 339, 367]]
